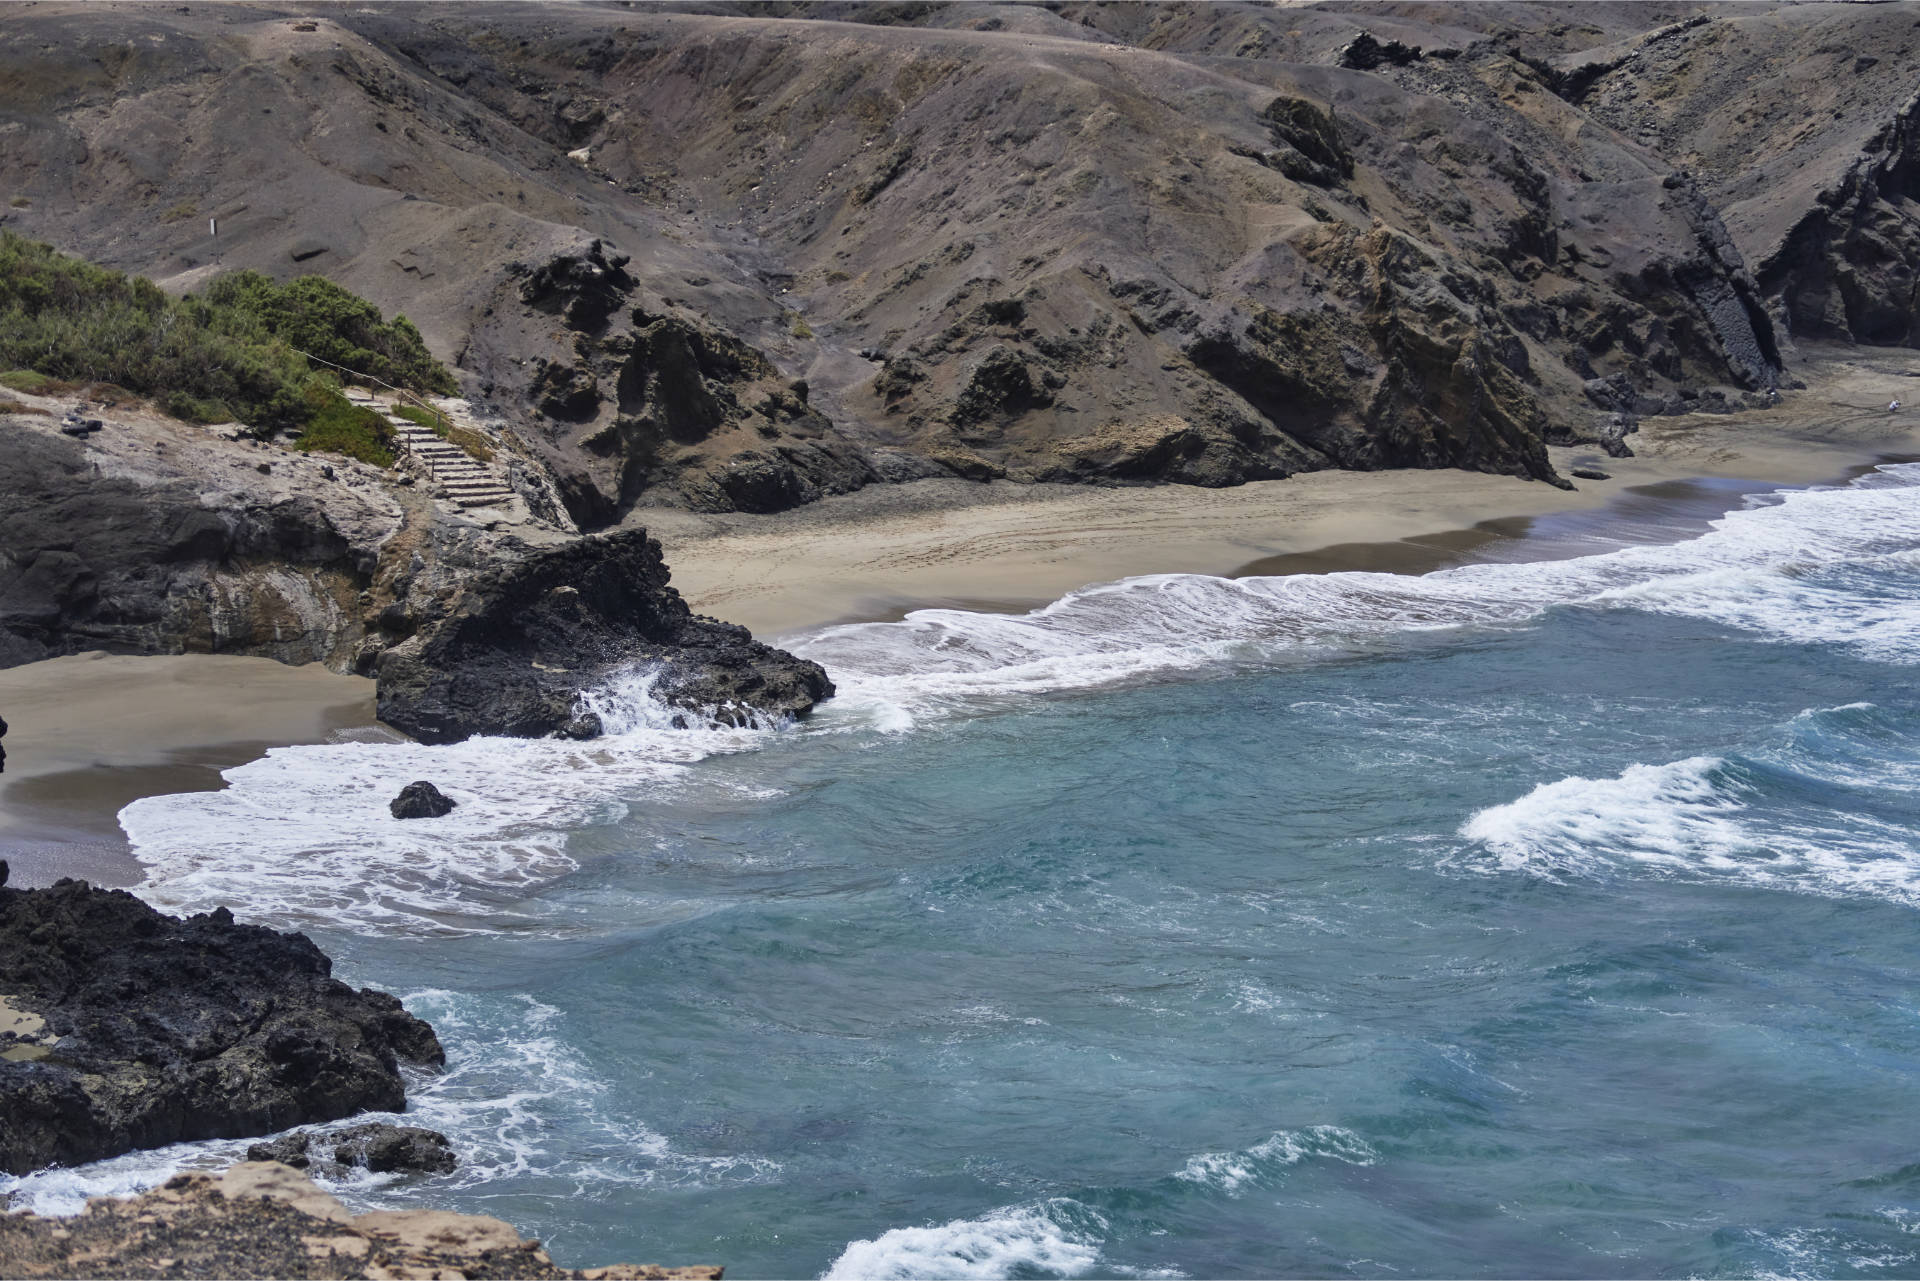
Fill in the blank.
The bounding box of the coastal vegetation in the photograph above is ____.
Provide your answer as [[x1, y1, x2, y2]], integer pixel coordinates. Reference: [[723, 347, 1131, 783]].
[[0, 231, 454, 461], [289, 383, 397, 467]]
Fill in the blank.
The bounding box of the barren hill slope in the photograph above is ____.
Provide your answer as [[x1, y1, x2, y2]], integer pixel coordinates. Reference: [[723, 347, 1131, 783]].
[[3, 1, 1914, 528]]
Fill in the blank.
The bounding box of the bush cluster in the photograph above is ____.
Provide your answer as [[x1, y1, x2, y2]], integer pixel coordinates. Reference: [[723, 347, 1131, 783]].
[[0, 233, 456, 459]]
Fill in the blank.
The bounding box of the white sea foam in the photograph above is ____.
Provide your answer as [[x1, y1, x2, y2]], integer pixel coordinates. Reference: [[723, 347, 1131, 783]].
[[0, 987, 780, 1218], [1172, 1125, 1378, 1194], [119, 671, 781, 934], [822, 1199, 1107, 1280], [798, 462, 1920, 726]]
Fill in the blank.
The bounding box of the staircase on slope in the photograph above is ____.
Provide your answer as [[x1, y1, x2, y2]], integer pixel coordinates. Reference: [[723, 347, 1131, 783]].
[[378, 405, 518, 510]]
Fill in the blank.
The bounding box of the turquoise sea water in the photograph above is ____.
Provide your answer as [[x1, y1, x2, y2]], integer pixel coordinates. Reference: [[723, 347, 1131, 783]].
[[9, 464, 1920, 1279]]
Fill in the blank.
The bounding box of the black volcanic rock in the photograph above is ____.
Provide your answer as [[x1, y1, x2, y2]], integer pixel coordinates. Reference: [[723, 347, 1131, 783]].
[[376, 526, 832, 744], [247, 1122, 458, 1177], [390, 780, 456, 819], [0, 880, 444, 1176]]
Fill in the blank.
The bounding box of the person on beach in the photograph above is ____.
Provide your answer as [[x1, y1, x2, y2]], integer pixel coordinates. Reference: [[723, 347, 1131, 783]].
[[1892, 400, 1902, 413]]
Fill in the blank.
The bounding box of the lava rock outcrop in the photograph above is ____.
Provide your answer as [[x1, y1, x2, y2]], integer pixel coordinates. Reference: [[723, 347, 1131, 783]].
[[375, 526, 833, 743], [0, 879, 444, 1176], [247, 1123, 458, 1177]]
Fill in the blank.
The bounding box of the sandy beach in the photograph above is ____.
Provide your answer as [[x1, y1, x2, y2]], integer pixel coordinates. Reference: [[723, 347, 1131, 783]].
[[641, 346, 1920, 639], [0, 654, 377, 888]]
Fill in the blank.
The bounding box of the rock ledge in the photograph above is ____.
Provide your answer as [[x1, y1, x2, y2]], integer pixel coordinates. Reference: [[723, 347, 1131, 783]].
[[0, 1161, 722, 1280]]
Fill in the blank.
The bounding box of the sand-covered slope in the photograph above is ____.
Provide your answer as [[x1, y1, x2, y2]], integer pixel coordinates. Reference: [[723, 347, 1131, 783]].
[[1, 2, 1915, 524]]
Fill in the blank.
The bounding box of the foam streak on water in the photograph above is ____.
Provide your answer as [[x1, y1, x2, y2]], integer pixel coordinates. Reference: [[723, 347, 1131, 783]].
[[822, 1199, 1109, 1280], [796, 463, 1920, 726], [1459, 701, 1920, 905]]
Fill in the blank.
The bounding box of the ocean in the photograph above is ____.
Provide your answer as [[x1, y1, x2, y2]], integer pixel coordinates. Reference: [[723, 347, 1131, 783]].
[[6, 463, 1920, 1279]]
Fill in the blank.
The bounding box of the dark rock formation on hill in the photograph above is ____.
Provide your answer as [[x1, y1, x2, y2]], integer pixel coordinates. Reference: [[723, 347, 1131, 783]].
[[0, 1161, 724, 1280], [470, 238, 882, 525], [0, 878, 444, 1176], [12, 1, 1908, 526]]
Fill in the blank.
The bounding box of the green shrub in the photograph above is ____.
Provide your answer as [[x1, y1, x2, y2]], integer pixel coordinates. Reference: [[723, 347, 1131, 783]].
[[0, 232, 458, 447], [291, 384, 395, 467], [0, 369, 70, 394], [203, 271, 457, 395]]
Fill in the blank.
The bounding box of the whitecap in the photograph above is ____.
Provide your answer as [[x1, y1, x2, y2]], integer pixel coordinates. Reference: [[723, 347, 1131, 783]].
[[1172, 1125, 1378, 1194], [822, 1199, 1107, 1280], [1459, 740, 1920, 907]]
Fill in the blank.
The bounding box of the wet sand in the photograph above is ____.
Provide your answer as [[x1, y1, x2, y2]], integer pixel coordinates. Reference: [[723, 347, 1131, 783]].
[[0, 654, 377, 888]]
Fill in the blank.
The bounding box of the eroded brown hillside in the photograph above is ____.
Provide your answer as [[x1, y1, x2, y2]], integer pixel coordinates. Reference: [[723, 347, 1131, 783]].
[[3, 1, 1914, 527]]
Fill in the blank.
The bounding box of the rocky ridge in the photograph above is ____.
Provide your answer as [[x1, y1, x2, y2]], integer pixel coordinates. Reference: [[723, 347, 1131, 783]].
[[0, 1161, 722, 1280]]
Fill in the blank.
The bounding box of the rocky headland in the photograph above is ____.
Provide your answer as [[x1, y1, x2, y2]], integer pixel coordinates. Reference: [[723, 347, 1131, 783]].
[[0, 872, 443, 1176], [0, 382, 828, 741]]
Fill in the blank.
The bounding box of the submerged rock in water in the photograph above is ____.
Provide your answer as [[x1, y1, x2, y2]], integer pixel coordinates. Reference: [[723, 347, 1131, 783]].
[[390, 780, 456, 819], [247, 1123, 458, 1177], [376, 527, 832, 744], [0, 1161, 724, 1279], [562, 712, 604, 740], [0, 879, 444, 1176]]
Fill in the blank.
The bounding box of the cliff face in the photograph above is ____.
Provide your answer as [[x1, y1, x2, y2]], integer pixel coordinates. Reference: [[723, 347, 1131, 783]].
[[0, 421, 383, 672], [10, 2, 1905, 524]]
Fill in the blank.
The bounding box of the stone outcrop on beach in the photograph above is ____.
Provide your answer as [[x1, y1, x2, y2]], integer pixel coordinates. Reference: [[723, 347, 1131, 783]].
[[389, 780, 457, 820], [0, 1161, 724, 1280], [376, 525, 832, 743], [0, 878, 444, 1176]]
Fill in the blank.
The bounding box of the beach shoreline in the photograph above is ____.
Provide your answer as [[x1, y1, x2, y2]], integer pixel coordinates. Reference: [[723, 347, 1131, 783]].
[[0, 654, 378, 888], [641, 345, 1920, 639], [5, 347, 1916, 883]]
